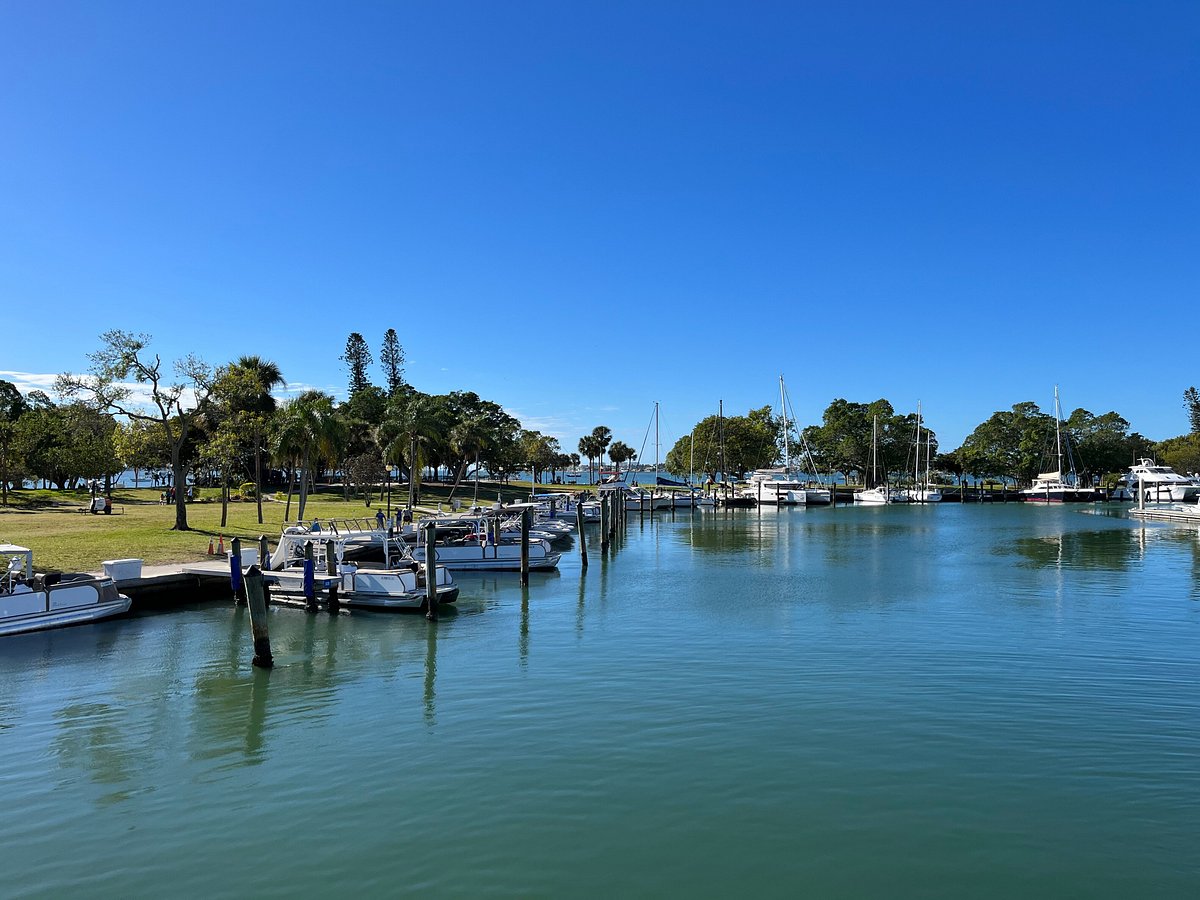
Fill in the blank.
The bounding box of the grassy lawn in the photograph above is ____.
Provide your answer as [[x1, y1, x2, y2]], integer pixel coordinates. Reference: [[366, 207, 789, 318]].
[[0, 480, 588, 573]]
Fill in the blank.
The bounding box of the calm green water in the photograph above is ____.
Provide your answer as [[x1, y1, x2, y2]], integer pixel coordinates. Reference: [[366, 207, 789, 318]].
[[3, 505, 1200, 897]]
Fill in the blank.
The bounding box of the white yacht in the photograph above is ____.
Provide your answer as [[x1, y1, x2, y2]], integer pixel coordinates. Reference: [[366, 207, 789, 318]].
[[1, 544, 131, 636], [1117, 459, 1200, 503]]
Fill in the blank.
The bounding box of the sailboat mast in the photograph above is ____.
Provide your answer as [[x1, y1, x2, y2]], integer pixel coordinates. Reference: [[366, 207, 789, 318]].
[[914, 401, 922, 489], [1054, 385, 1063, 476], [654, 400, 660, 485], [780, 375, 790, 473]]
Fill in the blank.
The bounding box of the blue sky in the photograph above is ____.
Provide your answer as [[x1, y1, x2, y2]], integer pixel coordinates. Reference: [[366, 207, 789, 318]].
[[2, 1, 1197, 458]]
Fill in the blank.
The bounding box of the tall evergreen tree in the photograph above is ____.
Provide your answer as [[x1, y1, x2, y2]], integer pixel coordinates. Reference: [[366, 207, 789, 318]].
[[342, 332, 374, 397], [1185, 386, 1200, 434], [380, 328, 406, 396]]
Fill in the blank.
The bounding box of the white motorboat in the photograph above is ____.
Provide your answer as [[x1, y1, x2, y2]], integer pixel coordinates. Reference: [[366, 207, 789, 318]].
[[267, 528, 458, 610], [853, 486, 909, 505], [1117, 459, 1200, 503], [1, 544, 131, 636], [742, 469, 808, 505], [409, 517, 561, 571]]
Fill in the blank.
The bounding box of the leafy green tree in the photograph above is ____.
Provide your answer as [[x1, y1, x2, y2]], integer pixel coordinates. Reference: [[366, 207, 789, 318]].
[[1155, 433, 1200, 474], [380, 328, 406, 397], [14, 402, 120, 490], [1063, 408, 1153, 478], [56, 331, 214, 531], [520, 430, 559, 486], [956, 402, 1054, 484], [198, 421, 246, 528], [798, 399, 911, 484], [342, 332, 374, 398], [665, 406, 780, 479], [0, 380, 28, 505], [112, 419, 172, 488]]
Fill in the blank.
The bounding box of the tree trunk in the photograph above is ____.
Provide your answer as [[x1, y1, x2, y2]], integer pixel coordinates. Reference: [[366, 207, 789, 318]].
[[447, 458, 468, 502], [408, 434, 417, 509], [254, 427, 264, 525], [220, 477, 228, 528], [298, 449, 311, 521], [171, 446, 189, 531], [284, 467, 296, 521]]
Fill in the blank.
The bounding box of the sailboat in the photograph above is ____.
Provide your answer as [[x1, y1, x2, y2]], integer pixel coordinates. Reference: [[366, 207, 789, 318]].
[[1020, 387, 1102, 503], [625, 402, 673, 511], [854, 416, 908, 504], [908, 402, 942, 503], [742, 376, 808, 505]]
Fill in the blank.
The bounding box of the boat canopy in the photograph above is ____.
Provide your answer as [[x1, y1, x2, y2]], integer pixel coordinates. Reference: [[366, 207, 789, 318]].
[[656, 475, 687, 487]]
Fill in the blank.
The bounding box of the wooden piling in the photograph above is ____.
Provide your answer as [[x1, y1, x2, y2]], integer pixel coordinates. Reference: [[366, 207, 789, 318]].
[[577, 502, 588, 569], [520, 507, 531, 587], [259, 534, 270, 571], [303, 540, 317, 612], [600, 494, 610, 552], [244, 565, 273, 669], [325, 538, 341, 614], [424, 519, 439, 620], [230, 537, 247, 606]]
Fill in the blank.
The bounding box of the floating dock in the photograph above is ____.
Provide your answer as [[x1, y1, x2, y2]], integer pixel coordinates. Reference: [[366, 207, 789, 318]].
[[1128, 504, 1200, 524]]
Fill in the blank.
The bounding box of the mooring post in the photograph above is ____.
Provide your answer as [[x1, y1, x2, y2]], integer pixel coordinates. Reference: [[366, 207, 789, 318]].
[[325, 538, 340, 614], [259, 534, 270, 571], [303, 541, 317, 612], [600, 494, 610, 552], [423, 519, 439, 621], [576, 501, 588, 570], [229, 537, 246, 606], [244, 565, 274, 669], [520, 507, 531, 587]]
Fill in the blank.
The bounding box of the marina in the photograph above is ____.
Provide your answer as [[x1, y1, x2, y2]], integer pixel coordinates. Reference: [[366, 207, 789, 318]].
[[3, 503, 1199, 896]]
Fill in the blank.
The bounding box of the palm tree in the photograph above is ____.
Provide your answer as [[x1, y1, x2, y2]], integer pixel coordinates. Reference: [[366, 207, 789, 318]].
[[578, 435, 598, 484], [608, 440, 636, 477], [384, 392, 447, 509], [229, 355, 284, 524], [271, 391, 340, 522], [447, 414, 490, 505]]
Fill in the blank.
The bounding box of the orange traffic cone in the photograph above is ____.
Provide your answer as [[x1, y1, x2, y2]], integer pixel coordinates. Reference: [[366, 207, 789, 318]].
[[217, 534, 224, 555], [207, 537, 214, 555]]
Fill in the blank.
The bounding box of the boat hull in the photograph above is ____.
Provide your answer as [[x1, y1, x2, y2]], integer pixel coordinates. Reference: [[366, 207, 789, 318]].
[[0, 594, 131, 637]]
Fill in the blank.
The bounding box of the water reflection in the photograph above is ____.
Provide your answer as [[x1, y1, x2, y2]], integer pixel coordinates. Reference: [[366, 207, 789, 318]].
[[51, 701, 149, 805]]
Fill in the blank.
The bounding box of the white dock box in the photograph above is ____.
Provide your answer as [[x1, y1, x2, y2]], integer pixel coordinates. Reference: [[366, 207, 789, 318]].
[[102, 559, 143, 581]]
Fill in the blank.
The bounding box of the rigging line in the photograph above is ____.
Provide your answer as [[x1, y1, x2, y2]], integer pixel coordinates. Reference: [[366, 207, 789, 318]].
[[781, 381, 826, 486], [632, 404, 657, 484]]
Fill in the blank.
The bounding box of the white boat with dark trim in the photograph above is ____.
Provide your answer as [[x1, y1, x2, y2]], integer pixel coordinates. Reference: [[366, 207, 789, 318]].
[[1020, 387, 1102, 503], [1, 544, 131, 636], [1116, 459, 1200, 504], [267, 527, 459, 610]]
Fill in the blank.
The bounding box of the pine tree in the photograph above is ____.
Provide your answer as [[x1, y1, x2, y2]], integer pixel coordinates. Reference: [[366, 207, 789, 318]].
[[1185, 386, 1200, 434], [380, 328, 406, 396], [342, 332, 374, 397]]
